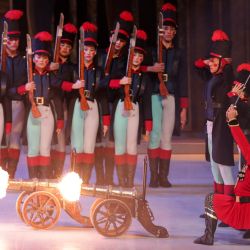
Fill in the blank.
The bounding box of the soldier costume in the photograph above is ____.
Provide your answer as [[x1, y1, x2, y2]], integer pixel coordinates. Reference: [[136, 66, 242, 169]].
[[113, 30, 152, 187], [17, 31, 63, 179], [194, 106, 250, 245], [62, 22, 110, 184], [1, 10, 27, 178], [147, 3, 188, 188], [95, 11, 134, 186], [0, 71, 11, 167], [51, 23, 78, 178], [195, 30, 235, 196]]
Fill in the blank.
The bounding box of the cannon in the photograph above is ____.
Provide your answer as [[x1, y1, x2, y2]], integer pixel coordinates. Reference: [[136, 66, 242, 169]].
[[1, 157, 169, 238]]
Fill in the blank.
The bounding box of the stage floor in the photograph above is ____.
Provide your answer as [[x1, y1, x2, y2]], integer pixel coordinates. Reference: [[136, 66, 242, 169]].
[[0, 153, 249, 250]]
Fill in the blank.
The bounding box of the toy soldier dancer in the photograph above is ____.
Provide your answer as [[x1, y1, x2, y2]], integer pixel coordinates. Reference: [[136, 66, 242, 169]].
[[114, 29, 152, 187], [51, 23, 78, 178], [194, 105, 250, 245], [146, 3, 188, 187], [0, 72, 12, 167], [1, 10, 27, 178], [62, 22, 110, 184], [16, 31, 64, 179], [95, 11, 134, 186], [194, 30, 235, 198]]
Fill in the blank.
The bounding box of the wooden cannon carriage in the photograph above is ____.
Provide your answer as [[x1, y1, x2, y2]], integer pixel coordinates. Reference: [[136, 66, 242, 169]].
[[2, 158, 169, 238]]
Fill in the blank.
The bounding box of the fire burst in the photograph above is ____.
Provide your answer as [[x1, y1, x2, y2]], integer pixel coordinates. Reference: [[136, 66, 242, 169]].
[[0, 167, 9, 199]]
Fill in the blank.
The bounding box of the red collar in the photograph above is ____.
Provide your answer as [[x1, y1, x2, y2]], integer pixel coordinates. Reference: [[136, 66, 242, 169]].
[[85, 63, 95, 70], [131, 68, 141, 74], [34, 67, 48, 75]]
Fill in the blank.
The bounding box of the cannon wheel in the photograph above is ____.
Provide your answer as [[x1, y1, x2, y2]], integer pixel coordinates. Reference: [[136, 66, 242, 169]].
[[16, 191, 30, 222], [91, 199, 132, 237], [22, 191, 61, 229], [90, 198, 104, 223]]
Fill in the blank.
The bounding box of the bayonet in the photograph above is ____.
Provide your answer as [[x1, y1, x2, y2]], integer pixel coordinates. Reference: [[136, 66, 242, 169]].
[[104, 22, 120, 75], [53, 13, 64, 63]]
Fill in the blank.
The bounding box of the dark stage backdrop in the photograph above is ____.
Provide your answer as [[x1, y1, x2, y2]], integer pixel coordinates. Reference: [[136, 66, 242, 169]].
[[2, 0, 250, 133]]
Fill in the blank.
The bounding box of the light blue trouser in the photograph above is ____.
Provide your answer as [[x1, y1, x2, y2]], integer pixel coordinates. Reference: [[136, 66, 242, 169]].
[[8, 100, 25, 149], [206, 120, 234, 185], [27, 105, 54, 157], [71, 99, 99, 154], [114, 100, 139, 156], [149, 94, 175, 150]]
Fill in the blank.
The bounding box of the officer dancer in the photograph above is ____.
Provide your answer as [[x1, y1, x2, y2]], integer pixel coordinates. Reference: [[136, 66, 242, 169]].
[[194, 105, 250, 245]]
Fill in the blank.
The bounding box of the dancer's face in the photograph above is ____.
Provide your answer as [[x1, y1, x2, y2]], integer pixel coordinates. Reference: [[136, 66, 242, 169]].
[[33, 54, 49, 70], [162, 26, 176, 42], [84, 45, 96, 63], [7, 37, 19, 52], [60, 42, 72, 58], [208, 57, 220, 74]]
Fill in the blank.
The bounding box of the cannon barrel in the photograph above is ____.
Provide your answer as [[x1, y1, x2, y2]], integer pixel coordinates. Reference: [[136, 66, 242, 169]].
[[7, 179, 142, 200], [80, 184, 142, 199], [8, 179, 58, 193]]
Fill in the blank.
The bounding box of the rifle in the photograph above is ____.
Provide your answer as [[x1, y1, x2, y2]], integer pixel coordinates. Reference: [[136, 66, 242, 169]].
[[26, 34, 41, 118], [78, 27, 89, 111], [157, 12, 169, 97], [1, 21, 8, 72], [53, 13, 64, 63], [104, 22, 120, 76], [124, 25, 137, 111]]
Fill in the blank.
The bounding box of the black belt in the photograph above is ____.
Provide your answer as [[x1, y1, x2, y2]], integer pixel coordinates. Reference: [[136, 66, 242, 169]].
[[84, 90, 94, 101], [34, 97, 50, 106], [236, 196, 250, 203]]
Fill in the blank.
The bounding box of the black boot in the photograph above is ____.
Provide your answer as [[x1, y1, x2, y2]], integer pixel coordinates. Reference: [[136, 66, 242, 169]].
[[116, 165, 126, 187], [53, 159, 64, 179], [127, 165, 136, 188], [72, 163, 82, 178], [39, 166, 50, 179], [0, 148, 8, 171], [159, 159, 172, 187], [7, 159, 18, 179], [149, 158, 159, 188], [81, 164, 93, 184], [95, 155, 105, 185], [28, 166, 39, 179], [105, 156, 115, 185], [194, 216, 217, 245], [243, 230, 250, 239]]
